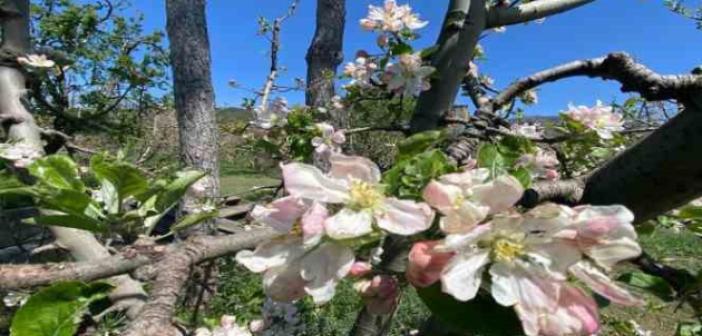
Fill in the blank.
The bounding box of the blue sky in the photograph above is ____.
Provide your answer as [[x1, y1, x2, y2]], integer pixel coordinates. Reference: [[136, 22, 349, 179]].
[[129, 0, 700, 116]]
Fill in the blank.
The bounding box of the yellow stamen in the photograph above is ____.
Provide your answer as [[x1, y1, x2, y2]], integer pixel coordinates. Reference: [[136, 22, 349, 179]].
[[492, 238, 524, 263], [348, 180, 383, 210]]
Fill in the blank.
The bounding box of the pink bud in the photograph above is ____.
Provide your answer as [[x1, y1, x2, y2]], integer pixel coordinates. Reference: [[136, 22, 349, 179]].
[[377, 35, 389, 47], [349, 262, 373, 277], [355, 275, 399, 315], [406, 241, 454, 288], [249, 319, 266, 333]]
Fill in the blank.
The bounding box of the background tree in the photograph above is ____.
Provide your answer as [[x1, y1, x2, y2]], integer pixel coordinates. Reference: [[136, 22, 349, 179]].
[[28, 0, 169, 135], [305, 0, 346, 126]]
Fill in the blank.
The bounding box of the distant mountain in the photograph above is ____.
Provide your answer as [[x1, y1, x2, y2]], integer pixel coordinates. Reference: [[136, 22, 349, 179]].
[[217, 106, 250, 123]]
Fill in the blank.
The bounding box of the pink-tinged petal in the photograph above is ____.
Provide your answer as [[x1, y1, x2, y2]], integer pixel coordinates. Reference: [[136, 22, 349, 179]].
[[422, 180, 463, 214], [523, 203, 576, 235], [236, 237, 305, 273], [263, 262, 307, 302], [569, 261, 645, 306], [511, 264, 562, 312], [301, 202, 328, 248], [438, 168, 490, 188], [585, 237, 641, 270], [324, 208, 374, 240], [355, 275, 400, 315], [515, 285, 600, 336], [250, 196, 307, 232], [328, 153, 381, 184], [349, 261, 373, 277], [281, 162, 350, 203], [301, 242, 355, 304], [332, 131, 346, 145], [472, 175, 524, 214], [376, 198, 435, 235], [406, 240, 455, 288], [439, 201, 489, 234], [440, 250, 490, 301], [437, 224, 493, 252], [573, 205, 640, 269]]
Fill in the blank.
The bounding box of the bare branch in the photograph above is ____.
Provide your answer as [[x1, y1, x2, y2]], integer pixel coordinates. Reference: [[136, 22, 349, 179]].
[[518, 179, 585, 208], [493, 52, 702, 110], [0, 228, 276, 291], [486, 0, 595, 28]]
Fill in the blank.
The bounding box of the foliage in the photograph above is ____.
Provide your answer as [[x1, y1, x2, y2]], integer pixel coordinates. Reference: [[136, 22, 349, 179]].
[[0, 153, 212, 237], [29, 0, 169, 135], [666, 0, 702, 29], [10, 281, 113, 336]]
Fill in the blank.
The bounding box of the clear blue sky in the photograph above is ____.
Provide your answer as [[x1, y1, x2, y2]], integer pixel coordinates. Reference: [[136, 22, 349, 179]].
[[129, 0, 700, 116]]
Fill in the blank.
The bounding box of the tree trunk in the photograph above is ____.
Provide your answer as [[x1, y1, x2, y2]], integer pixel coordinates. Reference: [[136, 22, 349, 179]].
[[166, 0, 220, 228], [305, 0, 346, 126], [409, 0, 487, 133]]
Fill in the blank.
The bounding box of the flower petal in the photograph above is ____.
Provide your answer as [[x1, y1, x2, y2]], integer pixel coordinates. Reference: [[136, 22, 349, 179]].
[[439, 201, 489, 234], [472, 175, 524, 214], [440, 250, 490, 301], [328, 153, 381, 184], [437, 223, 493, 252], [250, 196, 307, 232], [263, 262, 307, 302], [301, 202, 328, 248], [324, 208, 374, 240], [282, 162, 350, 203], [301, 242, 355, 304], [406, 240, 454, 288], [376, 198, 435, 235], [569, 261, 645, 306], [422, 180, 464, 214], [235, 236, 305, 273], [489, 263, 519, 307]]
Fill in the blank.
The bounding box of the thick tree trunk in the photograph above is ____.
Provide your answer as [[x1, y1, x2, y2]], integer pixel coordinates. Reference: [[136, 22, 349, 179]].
[[409, 0, 487, 133], [166, 0, 220, 227], [305, 0, 346, 126], [581, 96, 702, 223]]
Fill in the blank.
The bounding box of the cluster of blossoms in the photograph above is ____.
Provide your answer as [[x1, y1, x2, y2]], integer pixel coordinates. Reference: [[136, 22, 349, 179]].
[[343, 54, 378, 88], [252, 97, 290, 129], [359, 0, 427, 33], [407, 167, 643, 336], [517, 148, 560, 181], [562, 100, 625, 139], [311, 122, 346, 155], [383, 52, 435, 97], [236, 153, 435, 306]]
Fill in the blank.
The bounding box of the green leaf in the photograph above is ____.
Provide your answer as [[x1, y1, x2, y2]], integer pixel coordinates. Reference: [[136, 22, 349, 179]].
[[170, 209, 218, 233], [28, 155, 85, 192], [390, 41, 413, 56], [618, 271, 674, 301], [154, 170, 205, 213], [40, 188, 103, 222], [396, 130, 445, 162], [677, 322, 702, 336], [33, 214, 106, 232], [510, 167, 532, 188], [10, 281, 113, 336], [416, 283, 523, 335], [477, 143, 505, 177], [90, 154, 148, 205], [679, 205, 702, 219]]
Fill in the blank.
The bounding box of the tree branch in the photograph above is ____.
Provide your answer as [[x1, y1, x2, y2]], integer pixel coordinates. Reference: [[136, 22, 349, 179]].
[[0, 228, 276, 291], [486, 0, 595, 28], [493, 52, 702, 110]]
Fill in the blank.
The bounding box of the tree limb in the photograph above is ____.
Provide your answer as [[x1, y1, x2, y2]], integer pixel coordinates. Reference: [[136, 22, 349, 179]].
[[486, 0, 595, 28]]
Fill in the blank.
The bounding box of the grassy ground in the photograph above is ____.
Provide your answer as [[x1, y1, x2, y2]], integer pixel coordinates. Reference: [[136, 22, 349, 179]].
[[211, 158, 702, 335]]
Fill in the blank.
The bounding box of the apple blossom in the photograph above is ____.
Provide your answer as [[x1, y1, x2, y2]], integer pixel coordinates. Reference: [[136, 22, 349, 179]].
[[359, 0, 427, 33], [516, 148, 560, 181], [563, 100, 625, 139], [252, 97, 290, 129], [16, 54, 55, 68], [515, 285, 600, 336], [353, 275, 400, 315], [383, 52, 435, 97], [343, 56, 378, 87], [422, 168, 524, 233], [282, 153, 435, 238], [311, 122, 346, 155], [349, 261, 373, 277]]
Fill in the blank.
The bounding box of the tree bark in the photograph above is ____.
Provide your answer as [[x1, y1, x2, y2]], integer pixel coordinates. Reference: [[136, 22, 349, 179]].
[[166, 0, 220, 228], [409, 0, 487, 133], [305, 0, 346, 125]]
